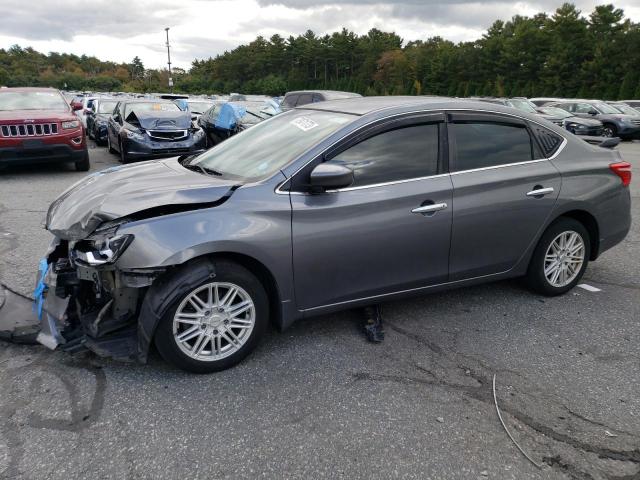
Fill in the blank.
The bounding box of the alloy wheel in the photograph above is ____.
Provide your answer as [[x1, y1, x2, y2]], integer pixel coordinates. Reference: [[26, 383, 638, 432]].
[[172, 282, 256, 362], [544, 230, 585, 288]]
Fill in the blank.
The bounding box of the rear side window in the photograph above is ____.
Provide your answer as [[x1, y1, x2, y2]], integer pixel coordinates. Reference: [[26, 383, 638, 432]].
[[451, 122, 534, 172], [328, 123, 439, 187]]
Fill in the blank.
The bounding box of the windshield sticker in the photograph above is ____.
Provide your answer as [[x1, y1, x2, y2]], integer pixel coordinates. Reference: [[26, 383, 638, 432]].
[[291, 116, 318, 132]]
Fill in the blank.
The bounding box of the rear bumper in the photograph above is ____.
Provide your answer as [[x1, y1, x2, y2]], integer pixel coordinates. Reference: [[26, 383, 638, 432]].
[[0, 143, 87, 165]]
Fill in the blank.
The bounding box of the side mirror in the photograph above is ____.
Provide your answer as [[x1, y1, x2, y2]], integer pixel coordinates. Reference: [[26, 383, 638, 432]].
[[72, 103, 83, 111], [309, 163, 354, 191], [588, 109, 598, 115]]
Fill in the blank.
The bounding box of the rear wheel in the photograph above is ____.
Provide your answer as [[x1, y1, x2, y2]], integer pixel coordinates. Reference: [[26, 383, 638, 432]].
[[154, 261, 269, 373], [526, 218, 590, 296]]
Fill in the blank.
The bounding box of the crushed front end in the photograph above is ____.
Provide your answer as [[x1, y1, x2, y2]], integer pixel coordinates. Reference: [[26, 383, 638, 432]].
[[36, 226, 164, 362]]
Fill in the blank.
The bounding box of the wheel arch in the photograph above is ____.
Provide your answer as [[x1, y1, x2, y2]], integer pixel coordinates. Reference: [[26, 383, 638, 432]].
[[136, 252, 284, 363], [553, 209, 600, 260]]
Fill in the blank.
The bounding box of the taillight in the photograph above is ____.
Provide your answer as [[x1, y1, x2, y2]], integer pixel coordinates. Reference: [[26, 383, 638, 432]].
[[610, 162, 631, 187]]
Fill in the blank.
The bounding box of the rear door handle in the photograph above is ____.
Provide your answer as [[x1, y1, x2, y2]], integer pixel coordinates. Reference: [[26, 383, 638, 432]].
[[412, 202, 448, 214], [526, 187, 554, 197]]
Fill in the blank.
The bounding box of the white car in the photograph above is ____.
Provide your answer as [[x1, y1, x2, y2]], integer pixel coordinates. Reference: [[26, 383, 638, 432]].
[[74, 96, 97, 128]]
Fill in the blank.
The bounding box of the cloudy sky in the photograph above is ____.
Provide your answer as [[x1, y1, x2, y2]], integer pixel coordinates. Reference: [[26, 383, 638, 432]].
[[1, 0, 639, 69]]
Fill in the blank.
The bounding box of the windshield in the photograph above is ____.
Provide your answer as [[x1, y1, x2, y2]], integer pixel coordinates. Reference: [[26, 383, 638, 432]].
[[124, 102, 179, 117], [0, 90, 68, 111], [612, 104, 639, 116], [592, 102, 619, 114], [98, 101, 118, 114], [540, 107, 572, 119], [507, 99, 538, 113], [187, 102, 214, 114], [193, 110, 354, 181]]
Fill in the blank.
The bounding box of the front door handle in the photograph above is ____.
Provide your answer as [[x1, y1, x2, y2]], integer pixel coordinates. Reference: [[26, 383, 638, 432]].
[[526, 187, 554, 197], [412, 202, 448, 214]]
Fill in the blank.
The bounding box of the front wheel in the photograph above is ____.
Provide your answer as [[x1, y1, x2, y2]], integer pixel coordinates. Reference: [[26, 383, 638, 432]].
[[119, 141, 130, 163], [107, 134, 117, 154], [75, 152, 90, 172], [603, 124, 617, 138], [154, 260, 269, 373], [525, 218, 590, 296]]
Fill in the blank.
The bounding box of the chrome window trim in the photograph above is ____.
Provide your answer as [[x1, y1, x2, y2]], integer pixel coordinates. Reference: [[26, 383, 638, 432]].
[[275, 107, 569, 196], [326, 173, 450, 193]]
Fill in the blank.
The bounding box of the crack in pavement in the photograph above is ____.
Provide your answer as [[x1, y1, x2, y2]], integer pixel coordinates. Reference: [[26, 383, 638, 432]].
[[354, 319, 640, 479]]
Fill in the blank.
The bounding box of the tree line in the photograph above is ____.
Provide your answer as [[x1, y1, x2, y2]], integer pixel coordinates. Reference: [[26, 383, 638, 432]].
[[2, 3, 640, 99]]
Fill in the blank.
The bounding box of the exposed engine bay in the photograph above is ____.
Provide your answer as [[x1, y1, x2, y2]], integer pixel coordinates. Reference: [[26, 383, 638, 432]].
[[37, 237, 165, 362]]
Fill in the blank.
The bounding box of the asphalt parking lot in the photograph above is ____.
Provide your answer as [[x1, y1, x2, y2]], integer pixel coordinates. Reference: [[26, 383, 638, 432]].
[[0, 141, 638, 480]]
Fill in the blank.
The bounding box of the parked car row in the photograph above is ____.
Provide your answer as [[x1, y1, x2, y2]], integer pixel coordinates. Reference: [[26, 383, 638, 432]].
[[529, 98, 640, 139], [471, 96, 640, 140]]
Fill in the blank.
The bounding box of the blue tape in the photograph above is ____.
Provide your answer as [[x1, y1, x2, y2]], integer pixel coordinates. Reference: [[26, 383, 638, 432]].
[[33, 258, 49, 320]]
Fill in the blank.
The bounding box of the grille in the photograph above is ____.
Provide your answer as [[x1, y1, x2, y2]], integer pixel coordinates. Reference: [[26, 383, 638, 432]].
[[0, 123, 59, 137], [152, 147, 191, 155], [147, 129, 188, 141], [630, 119, 640, 126]]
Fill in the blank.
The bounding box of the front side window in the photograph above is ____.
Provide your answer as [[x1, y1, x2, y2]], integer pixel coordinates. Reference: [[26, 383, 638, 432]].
[[296, 94, 313, 106], [452, 122, 534, 172], [327, 123, 440, 187], [573, 103, 597, 114], [283, 95, 298, 108]]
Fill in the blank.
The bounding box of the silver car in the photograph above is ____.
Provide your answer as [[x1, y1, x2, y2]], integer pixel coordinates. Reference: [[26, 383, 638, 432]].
[[37, 97, 632, 373]]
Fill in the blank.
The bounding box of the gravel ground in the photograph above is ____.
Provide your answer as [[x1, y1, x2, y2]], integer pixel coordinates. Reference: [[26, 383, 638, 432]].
[[0, 140, 638, 480]]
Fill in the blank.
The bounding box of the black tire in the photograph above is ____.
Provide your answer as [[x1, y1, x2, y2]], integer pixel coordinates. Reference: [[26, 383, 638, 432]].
[[107, 134, 117, 154], [526, 217, 590, 296], [154, 260, 269, 373], [119, 141, 130, 164], [75, 152, 90, 172], [602, 124, 617, 138]]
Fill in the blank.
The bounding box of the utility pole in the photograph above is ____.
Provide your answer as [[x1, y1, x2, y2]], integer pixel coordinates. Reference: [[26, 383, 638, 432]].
[[165, 27, 173, 92]]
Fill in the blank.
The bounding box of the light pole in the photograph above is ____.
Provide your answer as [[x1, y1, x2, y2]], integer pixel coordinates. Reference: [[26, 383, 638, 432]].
[[165, 27, 173, 92]]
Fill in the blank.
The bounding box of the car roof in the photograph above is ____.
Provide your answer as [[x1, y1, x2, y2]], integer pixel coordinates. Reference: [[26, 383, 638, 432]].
[[286, 90, 361, 99], [120, 98, 176, 105], [298, 96, 537, 118]]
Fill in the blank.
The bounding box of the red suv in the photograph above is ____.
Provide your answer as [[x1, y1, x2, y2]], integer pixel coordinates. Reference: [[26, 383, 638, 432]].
[[0, 87, 89, 171]]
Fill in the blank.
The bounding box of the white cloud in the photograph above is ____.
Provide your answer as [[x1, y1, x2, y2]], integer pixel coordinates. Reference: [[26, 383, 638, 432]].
[[0, 0, 638, 69]]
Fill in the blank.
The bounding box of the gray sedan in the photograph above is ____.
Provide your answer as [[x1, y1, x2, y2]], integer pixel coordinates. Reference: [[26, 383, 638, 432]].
[[38, 97, 632, 373]]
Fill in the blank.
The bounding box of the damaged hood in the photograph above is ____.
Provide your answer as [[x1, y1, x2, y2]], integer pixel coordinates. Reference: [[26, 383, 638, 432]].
[[46, 158, 239, 240], [127, 110, 192, 130]]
